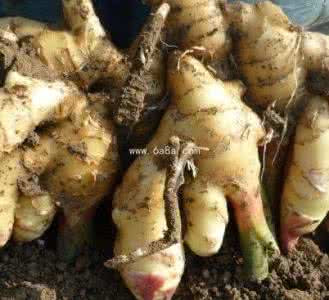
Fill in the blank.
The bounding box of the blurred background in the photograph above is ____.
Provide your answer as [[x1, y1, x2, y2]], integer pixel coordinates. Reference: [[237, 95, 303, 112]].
[[0, 0, 329, 45], [235, 0, 329, 29]]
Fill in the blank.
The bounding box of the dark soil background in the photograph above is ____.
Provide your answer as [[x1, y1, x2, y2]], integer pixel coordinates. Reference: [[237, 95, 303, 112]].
[[2, 219, 329, 300], [2, 1, 329, 300]]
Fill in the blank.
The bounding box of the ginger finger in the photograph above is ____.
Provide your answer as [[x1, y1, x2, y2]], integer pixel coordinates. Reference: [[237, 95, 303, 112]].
[[147, 0, 231, 62], [112, 53, 278, 300], [0, 151, 25, 246], [13, 192, 56, 242], [106, 136, 199, 269], [281, 96, 329, 252]]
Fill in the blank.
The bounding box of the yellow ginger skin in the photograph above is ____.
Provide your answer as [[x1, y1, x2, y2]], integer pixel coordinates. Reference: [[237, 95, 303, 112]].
[[0, 0, 123, 253], [0, 0, 169, 99], [112, 53, 277, 300], [0, 151, 27, 246], [1, 0, 171, 152], [0, 81, 118, 260], [281, 96, 329, 252], [0, 71, 80, 246], [13, 193, 56, 243], [0, 72, 79, 158], [0, 0, 171, 259], [224, 1, 329, 253], [227, 1, 329, 111], [147, 0, 231, 61], [0, 0, 127, 89]]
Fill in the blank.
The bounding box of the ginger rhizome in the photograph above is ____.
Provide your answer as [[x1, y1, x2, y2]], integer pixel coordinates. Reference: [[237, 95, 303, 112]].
[[110, 53, 277, 300], [281, 96, 329, 252], [0, 0, 126, 89], [0, 0, 169, 133], [148, 0, 231, 60], [0, 0, 169, 260], [108, 2, 329, 299], [0, 72, 118, 260], [226, 1, 329, 251], [227, 1, 329, 110], [151, 0, 329, 254], [0, 71, 79, 157], [3, 1, 329, 300]]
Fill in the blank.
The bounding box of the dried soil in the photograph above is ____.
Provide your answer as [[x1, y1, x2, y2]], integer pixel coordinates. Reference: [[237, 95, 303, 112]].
[[1, 215, 329, 300], [0, 36, 58, 82]]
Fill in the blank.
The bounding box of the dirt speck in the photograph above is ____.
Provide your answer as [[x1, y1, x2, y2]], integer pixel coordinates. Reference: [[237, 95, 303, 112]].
[[0, 37, 58, 82]]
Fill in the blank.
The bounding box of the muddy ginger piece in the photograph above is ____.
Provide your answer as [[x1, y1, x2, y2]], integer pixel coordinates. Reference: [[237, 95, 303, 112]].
[[168, 53, 278, 278], [0, 0, 170, 156], [226, 1, 304, 111], [0, 146, 54, 247], [111, 53, 278, 300], [147, 0, 231, 61], [226, 1, 329, 110], [0, 151, 26, 246], [112, 154, 185, 300], [0, 71, 78, 158], [0, 85, 118, 260], [225, 1, 329, 247], [281, 96, 329, 252], [13, 193, 56, 242], [21, 98, 118, 260], [0, 0, 127, 89], [0, 0, 170, 94], [106, 137, 200, 269], [303, 31, 329, 97], [0, 0, 172, 259], [145, 0, 235, 80]]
